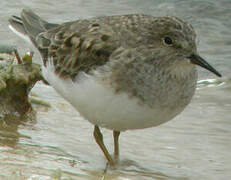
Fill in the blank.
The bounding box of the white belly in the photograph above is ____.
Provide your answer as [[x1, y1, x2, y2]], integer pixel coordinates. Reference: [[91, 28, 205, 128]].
[[42, 64, 182, 131]]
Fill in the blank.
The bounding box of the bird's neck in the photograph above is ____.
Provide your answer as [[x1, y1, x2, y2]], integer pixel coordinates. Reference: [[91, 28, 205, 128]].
[[166, 60, 198, 79]]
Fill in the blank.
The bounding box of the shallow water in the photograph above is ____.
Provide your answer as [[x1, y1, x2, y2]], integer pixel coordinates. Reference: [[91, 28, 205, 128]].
[[0, 0, 231, 180]]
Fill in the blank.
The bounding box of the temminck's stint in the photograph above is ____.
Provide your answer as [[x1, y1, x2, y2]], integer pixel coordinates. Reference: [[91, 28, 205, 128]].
[[9, 9, 221, 166]]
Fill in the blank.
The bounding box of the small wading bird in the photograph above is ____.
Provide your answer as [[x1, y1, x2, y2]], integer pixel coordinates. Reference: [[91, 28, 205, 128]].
[[9, 9, 221, 166]]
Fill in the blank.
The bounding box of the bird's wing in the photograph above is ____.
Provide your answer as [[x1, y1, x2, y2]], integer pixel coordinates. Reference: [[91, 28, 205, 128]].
[[39, 21, 120, 79], [9, 9, 121, 79]]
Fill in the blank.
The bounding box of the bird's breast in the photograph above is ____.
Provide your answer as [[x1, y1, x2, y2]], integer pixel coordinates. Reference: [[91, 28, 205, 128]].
[[42, 60, 198, 131], [105, 59, 198, 110]]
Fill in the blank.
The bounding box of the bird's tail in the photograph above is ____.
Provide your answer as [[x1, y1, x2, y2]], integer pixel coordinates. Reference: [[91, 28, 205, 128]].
[[9, 9, 58, 46], [9, 14, 32, 44]]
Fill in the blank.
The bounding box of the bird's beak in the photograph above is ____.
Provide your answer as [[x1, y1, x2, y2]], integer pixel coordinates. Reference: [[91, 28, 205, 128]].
[[188, 54, 222, 77]]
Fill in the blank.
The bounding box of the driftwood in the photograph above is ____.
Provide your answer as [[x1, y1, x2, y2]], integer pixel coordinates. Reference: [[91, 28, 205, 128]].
[[0, 48, 43, 120]]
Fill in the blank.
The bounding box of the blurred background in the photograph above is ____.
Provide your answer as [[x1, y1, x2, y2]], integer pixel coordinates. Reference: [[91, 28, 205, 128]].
[[0, 0, 230, 179]]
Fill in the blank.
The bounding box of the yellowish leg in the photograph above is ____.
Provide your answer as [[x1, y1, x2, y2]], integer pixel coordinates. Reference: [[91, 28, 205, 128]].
[[113, 130, 120, 162], [93, 125, 115, 166]]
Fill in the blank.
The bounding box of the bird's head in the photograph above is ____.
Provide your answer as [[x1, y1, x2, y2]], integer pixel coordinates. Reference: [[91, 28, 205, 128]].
[[150, 16, 221, 77]]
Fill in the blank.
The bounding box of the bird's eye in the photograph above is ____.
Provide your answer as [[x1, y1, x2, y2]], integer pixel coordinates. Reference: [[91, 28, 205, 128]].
[[163, 36, 173, 46]]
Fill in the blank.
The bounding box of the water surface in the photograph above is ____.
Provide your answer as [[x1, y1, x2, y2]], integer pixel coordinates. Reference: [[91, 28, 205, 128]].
[[0, 0, 230, 179]]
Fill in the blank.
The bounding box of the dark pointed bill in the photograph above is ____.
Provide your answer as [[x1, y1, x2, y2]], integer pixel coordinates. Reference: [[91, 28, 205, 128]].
[[188, 54, 222, 77]]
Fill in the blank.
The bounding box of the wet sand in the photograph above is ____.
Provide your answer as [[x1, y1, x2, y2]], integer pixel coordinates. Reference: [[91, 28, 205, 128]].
[[0, 0, 231, 179], [0, 79, 230, 180]]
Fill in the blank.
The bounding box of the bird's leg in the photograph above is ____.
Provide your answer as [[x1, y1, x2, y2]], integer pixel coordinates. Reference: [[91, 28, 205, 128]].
[[113, 130, 120, 162], [93, 125, 115, 166]]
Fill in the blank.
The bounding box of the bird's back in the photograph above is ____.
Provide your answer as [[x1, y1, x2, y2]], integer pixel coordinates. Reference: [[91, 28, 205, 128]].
[[9, 10, 158, 78]]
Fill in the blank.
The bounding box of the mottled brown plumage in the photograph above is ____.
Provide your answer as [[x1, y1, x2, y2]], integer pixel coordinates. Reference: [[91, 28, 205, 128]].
[[40, 15, 196, 80], [10, 10, 198, 80], [9, 9, 221, 166]]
